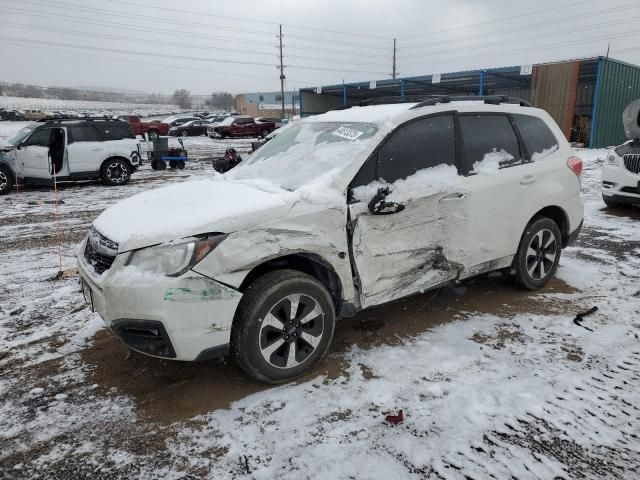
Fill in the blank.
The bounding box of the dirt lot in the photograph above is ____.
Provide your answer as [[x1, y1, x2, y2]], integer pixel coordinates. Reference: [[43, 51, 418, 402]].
[[0, 129, 639, 479]]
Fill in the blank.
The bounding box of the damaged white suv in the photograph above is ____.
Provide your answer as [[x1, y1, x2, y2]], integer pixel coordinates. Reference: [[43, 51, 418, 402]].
[[78, 96, 584, 383]]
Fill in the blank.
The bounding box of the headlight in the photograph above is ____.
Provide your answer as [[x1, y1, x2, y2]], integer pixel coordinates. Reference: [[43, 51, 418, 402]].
[[605, 154, 620, 165], [126, 234, 227, 277]]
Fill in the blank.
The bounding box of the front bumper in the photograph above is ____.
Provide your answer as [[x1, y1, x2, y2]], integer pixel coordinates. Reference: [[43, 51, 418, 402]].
[[77, 242, 242, 361], [602, 163, 640, 202]]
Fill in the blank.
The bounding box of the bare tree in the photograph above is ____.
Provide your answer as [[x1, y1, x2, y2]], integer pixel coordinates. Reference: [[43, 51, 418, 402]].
[[173, 89, 192, 109]]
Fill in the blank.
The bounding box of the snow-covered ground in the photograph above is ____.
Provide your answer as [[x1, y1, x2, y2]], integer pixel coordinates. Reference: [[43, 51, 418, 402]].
[[0, 96, 179, 115], [0, 120, 639, 479]]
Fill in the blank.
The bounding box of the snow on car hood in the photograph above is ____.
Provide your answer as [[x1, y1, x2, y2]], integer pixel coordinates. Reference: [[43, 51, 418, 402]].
[[92, 178, 294, 252], [0, 139, 14, 152]]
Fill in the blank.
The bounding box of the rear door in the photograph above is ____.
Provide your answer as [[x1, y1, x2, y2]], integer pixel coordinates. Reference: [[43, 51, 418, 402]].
[[347, 113, 464, 309], [67, 124, 102, 173], [448, 112, 539, 277]]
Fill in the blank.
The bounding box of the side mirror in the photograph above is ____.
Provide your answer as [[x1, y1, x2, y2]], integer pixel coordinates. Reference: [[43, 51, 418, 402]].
[[367, 187, 405, 215]]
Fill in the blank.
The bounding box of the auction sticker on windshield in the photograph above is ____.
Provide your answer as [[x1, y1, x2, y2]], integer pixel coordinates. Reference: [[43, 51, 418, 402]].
[[332, 125, 364, 141]]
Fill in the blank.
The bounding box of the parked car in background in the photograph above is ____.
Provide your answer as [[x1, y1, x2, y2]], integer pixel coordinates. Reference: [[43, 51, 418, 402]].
[[169, 120, 208, 137], [22, 110, 48, 121], [0, 118, 140, 195], [162, 116, 200, 128], [256, 117, 283, 129], [602, 98, 640, 208], [119, 115, 169, 138], [77, 97, 583, 383], [0, 109, 25, 121], [212, 116, 276, 138]]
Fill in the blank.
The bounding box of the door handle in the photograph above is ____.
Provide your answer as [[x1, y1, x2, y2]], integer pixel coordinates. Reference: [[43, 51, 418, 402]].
[[521, 174, 537, 185], [439, 192, 467, 203]]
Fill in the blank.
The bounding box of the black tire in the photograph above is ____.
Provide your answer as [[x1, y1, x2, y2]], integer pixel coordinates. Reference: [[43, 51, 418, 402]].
[[0, 164, 15, 195], [147, 129, 159, 139], [513, 217, 562, 290], [100, 158, 131, 186], [169, 160, 177, 169], [181, 130, 189, 137], [231, 270, 336, 384], [602, 194, 624, 209], [176, 160, 186, 169], [261, 129, 270, 138]]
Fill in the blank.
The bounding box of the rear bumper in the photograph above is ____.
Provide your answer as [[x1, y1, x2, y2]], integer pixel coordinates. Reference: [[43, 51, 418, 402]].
[[566, 219, 583, 247]]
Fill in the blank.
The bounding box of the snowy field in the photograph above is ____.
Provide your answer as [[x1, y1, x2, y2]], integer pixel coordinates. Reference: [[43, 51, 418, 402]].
[[0, 119, 639, 479], [0, 96, 179, 115]]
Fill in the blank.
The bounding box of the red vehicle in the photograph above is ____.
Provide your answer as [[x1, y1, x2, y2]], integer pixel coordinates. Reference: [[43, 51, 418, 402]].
[[119, 115, 169, 138], [212, 115, 276, 138]]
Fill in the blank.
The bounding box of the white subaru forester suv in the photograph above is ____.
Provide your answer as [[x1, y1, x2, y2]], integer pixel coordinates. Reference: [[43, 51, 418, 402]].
[[78, 96, 584, 384]]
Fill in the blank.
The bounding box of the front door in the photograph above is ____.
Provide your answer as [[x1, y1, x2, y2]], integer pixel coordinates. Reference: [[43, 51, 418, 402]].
[[347, 113, 463, 309], [18, 127, 53, 178]]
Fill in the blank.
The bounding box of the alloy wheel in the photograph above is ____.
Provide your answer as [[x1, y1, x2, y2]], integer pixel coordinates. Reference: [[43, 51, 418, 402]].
[[106, 162, 128, 184], [525, 229, 558, 280], [0, 171, 7, 191], [259, 294, 325, 369]]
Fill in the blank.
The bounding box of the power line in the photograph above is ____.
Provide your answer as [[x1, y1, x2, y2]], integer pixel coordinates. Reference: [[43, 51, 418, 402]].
[[3, 22, 391, 68], [401, 29, 640, 71], [400, 0, 595, 40], [399, 15, 640, 61], [106, 0, 391, 41], [400, 2, 640, 52]]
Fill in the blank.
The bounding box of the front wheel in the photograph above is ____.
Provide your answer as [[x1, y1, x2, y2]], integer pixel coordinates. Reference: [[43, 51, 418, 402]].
[[513, 217, 562, 290], [0, 164, 15, 195], [100, 159, 131, 186], [260, 129, 270, 138], [147, 129, 159, 140], [232, 270, 336, 384]]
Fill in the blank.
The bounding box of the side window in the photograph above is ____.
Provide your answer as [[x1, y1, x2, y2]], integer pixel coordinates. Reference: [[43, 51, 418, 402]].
[[459, 114, 521, 171], [26, 128, 52, 147], [512, 114, 559, 160], [378, 114, 456, 183], [69, 125, 99, 143], [100, 123, 135, 140]]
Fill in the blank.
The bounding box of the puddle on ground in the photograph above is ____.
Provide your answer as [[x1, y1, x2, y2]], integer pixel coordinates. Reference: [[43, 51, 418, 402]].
[[81, 274, 580, 424]]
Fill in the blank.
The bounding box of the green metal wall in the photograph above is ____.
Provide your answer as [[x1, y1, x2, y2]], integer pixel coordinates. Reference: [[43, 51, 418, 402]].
[[593, 59, 640, 148]]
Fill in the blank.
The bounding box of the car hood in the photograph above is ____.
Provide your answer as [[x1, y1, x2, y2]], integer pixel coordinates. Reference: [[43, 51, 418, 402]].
[[0, 139, 15, 152], [92, 178, 295, 252]]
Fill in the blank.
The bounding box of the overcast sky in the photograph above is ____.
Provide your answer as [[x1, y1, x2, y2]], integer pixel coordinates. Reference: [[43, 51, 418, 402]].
[[2, 0, 640, 96]]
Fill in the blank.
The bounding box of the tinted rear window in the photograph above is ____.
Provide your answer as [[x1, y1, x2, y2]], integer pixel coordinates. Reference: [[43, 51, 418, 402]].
[[459, 114, 521, 170], [69, 125, 100, 143], [512, 114, 559, 160], [98, 122, 135, 140]]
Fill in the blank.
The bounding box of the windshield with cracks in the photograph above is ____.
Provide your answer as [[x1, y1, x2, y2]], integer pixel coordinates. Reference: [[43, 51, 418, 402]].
[[230, 121, 378, 191]]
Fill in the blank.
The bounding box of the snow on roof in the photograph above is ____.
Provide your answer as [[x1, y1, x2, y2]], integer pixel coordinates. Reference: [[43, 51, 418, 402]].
[[306, 103, 417, 125]]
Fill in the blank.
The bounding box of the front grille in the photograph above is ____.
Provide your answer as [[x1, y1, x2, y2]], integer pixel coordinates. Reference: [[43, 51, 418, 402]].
[[623, 154, 640, 174], [84, 240, 115, 274]]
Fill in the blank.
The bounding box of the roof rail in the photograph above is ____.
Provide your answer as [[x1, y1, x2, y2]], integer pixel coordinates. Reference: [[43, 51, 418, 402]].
[[37, 115, 122, 123], [332, 95, 441, 110], [410, 95, 532, 109]]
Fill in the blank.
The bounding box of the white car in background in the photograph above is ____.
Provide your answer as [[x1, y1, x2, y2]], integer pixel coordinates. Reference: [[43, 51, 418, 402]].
[[78, 96, 583, 384], [602, 99, 640, 208]]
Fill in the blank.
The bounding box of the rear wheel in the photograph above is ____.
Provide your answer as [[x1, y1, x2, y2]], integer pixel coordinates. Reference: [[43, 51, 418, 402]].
[[513, 217, 562, 290], [147, 129, 159, 140], [261, 129, 270, 138], [100, 158, 131, 186], [602, 194, 624, 209], [232, 270, 336, 384], [0, 164, 15, 195], [181, 130, 188, 137]]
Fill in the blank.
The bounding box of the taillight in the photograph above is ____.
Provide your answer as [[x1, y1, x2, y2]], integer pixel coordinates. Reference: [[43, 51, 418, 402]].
[[568, 156, 583, 176]]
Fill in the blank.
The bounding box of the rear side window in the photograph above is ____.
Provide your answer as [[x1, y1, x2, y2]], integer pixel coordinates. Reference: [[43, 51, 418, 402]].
[[69, 125, 99, 143], [378, 114, 456, 183], [99, 122, 135, 140], [459, 114, 521, 171], [512, 114, 559, 160]]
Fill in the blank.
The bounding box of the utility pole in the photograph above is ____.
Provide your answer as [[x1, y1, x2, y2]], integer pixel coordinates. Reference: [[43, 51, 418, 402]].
[[292, 90, 296, 116], [278, 24, 286, 119], [392, 38, 397, 79]]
